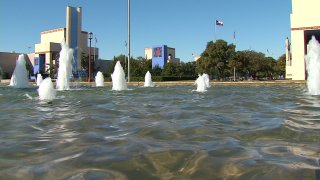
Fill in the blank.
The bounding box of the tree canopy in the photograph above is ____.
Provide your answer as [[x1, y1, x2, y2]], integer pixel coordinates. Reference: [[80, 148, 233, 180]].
[[86, 39, 286, 81], [196, 39, 285, 80]]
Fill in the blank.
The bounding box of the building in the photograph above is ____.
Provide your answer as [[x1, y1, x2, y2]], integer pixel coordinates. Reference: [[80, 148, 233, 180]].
[[145, 48, 152, 60], [286, 0, 320, 80], [145, 45, 180, 69], [194, 55, 201, 61], [34, 6, 98, 77]]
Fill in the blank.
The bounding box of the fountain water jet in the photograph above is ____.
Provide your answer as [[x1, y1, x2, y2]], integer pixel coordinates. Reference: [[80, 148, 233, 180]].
[[56, 40, 73, 91], [144, 71, 154, 87], [306, 36, 320, 95], [36, 74, 43, 86], [111, 61, 127, 91], [38, 77, 56, 101], [194, 73, 210, 92], [95, 71, 104, 87], [9, 54, 29, 88]]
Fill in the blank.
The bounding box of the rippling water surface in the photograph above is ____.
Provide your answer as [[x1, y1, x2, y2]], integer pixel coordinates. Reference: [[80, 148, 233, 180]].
[[0, 84, 319, 179]]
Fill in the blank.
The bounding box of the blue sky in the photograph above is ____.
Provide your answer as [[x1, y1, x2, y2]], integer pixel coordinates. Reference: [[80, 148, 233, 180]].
[[0, 0, 291, 62]]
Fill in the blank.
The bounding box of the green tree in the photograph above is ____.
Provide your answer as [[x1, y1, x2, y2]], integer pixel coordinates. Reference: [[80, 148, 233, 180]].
[[151, 65, 162, 76], [81, 52, 98, 79], [131, 57, 152, 77], [109, 55, 153, 79], [229, 51, 251, 79], [162, 63, 181, 76], [197, 40, 236, 79], [274, 54, 286, 78], [180, 61, 197, 77]]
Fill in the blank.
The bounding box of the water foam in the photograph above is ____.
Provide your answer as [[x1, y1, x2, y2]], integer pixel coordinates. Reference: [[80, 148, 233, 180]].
[[194, 73, 210, 92], [95, 71, 104, 87], [9, 54, 29, 88], [56, 41, 73, 91], [306, 36, 320, 95], [38, 77, 56, 101], [144, 71, 154, 87], [111, 61, 127, 91]]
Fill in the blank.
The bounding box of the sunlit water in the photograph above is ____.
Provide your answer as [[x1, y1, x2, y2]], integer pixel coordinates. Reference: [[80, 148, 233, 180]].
[[9, 54, 29, 88], [0, 85, 319, 179]]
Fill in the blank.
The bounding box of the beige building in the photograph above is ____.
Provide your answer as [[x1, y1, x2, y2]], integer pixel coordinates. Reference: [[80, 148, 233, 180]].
[[286, 0, 320, 80], [145, 48, 152, 60], [34, 6, 98, 77]]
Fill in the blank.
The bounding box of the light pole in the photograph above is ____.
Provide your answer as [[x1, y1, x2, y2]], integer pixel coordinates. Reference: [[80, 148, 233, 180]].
[[88, 32, 93, 82], [127, 0, 130, 82], [125, 41, 127, 74], [94, 36, 97, 64]]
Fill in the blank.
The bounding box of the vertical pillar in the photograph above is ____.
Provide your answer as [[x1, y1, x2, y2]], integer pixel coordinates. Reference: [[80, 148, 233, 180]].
[[127, 0, 130, 82], [76, 7, 82, 70], [66, 6, 71, 47], [66, 6, 82, 73]]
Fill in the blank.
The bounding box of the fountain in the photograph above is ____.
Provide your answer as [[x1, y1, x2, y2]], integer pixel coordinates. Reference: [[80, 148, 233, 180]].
[[56, 40, 73, 91], [306, 36, 320, 95], [3, 79, 320, 179], [144, 71, 154, 87], [203, 73, 211, 88], [9, 54, 29, 88], [36, 74, 43, 86], [194, 73, 210, 92], [111, 61, 127, 91], [38, 77, 56, 101], [95, 71, 104, 87]]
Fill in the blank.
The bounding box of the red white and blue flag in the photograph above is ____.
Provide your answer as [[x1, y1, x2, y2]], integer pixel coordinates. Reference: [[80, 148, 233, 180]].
[[216, 20, 224, 26]]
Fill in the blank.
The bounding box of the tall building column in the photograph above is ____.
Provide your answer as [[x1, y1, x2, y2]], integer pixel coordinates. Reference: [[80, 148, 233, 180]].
[[66, 6, 82, 72]]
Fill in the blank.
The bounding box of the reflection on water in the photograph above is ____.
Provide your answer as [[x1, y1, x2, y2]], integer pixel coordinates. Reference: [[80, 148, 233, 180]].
[[0, 85, 319, 179]]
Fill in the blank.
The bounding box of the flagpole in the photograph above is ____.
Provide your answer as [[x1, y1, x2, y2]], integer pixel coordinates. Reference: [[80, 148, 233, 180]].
[[233, 31, 236, 47], [127, 0, 130, 82], [233, 31, 236, 81], [214, 20, 216, 42], [234, 66, 236, 81], [125, 41, 127, 73]]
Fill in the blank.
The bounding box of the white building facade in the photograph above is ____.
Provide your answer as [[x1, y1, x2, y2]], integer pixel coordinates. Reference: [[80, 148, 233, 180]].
[[286, 0, 320, 80]]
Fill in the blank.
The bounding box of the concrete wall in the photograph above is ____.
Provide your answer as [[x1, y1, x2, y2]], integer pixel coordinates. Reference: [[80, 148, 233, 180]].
[[40, 28, 65, 44]]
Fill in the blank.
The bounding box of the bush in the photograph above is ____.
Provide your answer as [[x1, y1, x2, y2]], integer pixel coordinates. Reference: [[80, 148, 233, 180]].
[[2, 72, 9, 79], [104, 76, 197, 82], [150, 76, 197, 81]]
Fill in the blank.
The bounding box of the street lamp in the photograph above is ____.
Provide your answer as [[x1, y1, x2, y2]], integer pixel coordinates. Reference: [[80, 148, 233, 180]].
[[88, 32, 93, 82], [127, 0, 130, 82]]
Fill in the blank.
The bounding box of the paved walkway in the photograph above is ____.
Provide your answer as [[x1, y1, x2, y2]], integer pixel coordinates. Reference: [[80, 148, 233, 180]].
[[0, 79, 306, 87]]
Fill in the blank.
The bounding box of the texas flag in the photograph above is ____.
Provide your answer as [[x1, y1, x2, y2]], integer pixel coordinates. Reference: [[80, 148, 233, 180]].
[[216, 20, 224, 26]]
